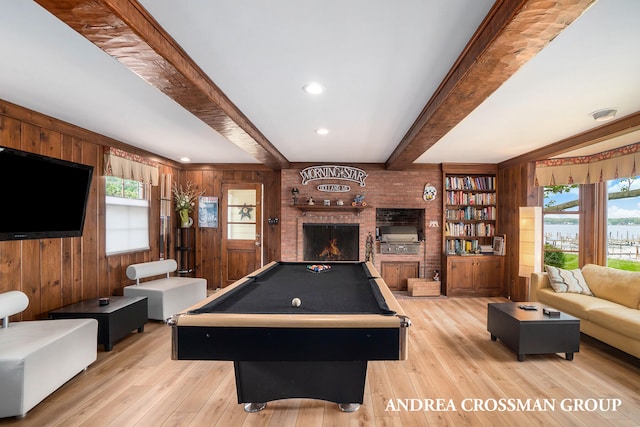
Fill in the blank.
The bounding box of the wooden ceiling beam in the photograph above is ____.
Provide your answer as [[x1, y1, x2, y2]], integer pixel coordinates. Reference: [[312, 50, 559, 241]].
[[34, 0, 289, 170], [385, 0, 596, 171]]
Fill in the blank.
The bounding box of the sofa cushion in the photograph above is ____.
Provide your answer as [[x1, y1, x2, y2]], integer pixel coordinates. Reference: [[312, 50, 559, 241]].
[[545, 265, 593, 295], [536, 288, 613, 320], [587, 306, 640, 340], [581, 264, 640, 309]]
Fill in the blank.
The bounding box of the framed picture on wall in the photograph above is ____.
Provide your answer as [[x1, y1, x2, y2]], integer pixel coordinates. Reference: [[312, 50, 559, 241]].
[[493, 235, 505, 256], [198, 196, 218, 228]]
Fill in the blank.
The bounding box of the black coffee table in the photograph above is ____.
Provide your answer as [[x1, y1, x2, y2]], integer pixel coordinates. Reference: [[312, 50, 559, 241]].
[[487, 302, 580, 361], [50, 296, 148, 351]]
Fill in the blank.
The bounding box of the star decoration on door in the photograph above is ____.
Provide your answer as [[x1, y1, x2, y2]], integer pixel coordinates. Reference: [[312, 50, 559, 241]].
[[239, 203, 253, 220]]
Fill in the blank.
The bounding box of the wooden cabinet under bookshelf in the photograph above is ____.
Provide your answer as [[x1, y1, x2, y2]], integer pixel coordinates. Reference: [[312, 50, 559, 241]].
[[445, 255, 503, 297]]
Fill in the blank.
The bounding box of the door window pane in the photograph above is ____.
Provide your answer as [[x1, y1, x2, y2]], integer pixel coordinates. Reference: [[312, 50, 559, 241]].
[[227, 189, 256, 240], [227, 223, 256, 240], [228, 189, 256, 205]]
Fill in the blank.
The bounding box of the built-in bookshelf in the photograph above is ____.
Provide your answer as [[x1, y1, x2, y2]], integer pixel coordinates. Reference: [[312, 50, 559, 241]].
[[443, 174, 497, 255], [442, 166, 503, 297]]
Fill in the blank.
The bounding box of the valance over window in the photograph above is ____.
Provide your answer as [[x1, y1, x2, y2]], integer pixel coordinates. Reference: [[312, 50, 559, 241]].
[[535, 142, 640, 186], [104, 147, 159, 186]]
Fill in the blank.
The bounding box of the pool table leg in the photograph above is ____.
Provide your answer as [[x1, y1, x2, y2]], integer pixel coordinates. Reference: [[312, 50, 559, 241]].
[[338, 403, 360, 412], [243, 402, 267, 412]]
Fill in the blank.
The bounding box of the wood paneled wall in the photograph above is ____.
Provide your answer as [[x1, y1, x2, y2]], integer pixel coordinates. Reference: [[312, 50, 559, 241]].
[[0, 100, 281, 320], [0, 101, 178, 320], [496, 161, 540, 301], [177, 165, 281, 287]]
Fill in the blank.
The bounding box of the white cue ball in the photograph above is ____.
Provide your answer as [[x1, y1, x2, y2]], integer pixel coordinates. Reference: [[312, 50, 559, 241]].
[[291, 297, 302, 307]]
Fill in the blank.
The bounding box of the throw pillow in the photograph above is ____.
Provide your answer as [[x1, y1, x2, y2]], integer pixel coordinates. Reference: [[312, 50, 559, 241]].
[[545, 265, 593, 295]]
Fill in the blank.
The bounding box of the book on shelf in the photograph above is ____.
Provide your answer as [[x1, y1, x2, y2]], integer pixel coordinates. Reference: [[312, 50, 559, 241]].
[[444, 222, 495, 237], [445, 176, 495, 191], [445, 206, 496, 221], [446, 191, 496, 205]]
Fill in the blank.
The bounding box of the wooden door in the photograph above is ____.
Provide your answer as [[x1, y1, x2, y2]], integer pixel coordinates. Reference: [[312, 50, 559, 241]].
[[221, 183, 262, 287]]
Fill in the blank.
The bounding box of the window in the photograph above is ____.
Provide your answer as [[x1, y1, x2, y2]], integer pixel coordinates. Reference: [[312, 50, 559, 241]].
[[105, 176, 149, 255], [606, 177, 640, 271], [543, 185, 579, 269]]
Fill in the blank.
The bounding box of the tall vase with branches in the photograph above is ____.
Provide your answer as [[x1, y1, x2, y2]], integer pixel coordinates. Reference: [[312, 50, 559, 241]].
[[172, 181, 204, 228]]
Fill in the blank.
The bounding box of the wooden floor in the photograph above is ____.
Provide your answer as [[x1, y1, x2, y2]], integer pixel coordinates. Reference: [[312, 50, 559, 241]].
[[1, 297, 639, 426]]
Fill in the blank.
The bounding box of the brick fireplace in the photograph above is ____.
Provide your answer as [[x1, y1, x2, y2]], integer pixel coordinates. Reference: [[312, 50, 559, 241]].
[[280, 167, 443, 277]]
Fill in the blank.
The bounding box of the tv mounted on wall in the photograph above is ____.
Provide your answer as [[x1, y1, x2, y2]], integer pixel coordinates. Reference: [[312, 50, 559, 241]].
[[0, 145, 94, 241]]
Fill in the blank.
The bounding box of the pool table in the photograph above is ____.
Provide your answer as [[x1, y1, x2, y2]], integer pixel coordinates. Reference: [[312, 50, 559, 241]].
[[169, 261, 410, 412]]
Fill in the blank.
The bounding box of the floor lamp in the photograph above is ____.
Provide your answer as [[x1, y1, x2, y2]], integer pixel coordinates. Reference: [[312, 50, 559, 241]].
[[519, 206, 542, 301]]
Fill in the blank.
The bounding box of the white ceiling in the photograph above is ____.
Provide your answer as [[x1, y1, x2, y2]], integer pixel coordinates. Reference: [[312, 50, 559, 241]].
[[1, 0, 639, 166]]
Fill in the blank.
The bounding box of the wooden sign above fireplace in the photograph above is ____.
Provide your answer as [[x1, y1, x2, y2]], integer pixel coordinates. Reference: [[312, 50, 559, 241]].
[[300, 165, 368, 187]]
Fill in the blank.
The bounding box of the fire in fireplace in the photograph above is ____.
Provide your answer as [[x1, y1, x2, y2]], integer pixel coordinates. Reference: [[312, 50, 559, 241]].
[[303, 224, 359, 261]]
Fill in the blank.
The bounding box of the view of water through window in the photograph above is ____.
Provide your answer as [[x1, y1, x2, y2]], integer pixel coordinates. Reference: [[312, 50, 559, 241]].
[[543, 178, 640, 271]]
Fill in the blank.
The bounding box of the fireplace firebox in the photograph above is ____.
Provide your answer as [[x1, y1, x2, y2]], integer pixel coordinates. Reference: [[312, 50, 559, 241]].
[[303, 224, 359, 261]]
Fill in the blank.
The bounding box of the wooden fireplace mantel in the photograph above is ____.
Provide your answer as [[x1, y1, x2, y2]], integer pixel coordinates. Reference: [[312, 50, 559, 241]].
[[293, 205, 369, 216]]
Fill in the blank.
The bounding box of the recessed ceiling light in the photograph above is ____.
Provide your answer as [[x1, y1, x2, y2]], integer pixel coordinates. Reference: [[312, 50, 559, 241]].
[[303, 82, 325, 95], [315, 128, 329, 135], [180, 157, 191, 162], [590, 108, 617, 122]]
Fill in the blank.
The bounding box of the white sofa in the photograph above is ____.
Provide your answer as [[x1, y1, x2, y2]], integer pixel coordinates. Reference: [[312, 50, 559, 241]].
[[0, 291, 97, 419], [124, 259, 207, 321]]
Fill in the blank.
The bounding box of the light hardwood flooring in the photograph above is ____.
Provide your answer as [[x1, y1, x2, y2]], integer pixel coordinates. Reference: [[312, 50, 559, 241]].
[[1, 297, 639, 426]]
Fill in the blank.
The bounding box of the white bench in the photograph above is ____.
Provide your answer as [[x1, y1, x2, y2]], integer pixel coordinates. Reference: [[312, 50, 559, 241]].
[[0, 291, 97, 419], [124, 259, 207, 321]]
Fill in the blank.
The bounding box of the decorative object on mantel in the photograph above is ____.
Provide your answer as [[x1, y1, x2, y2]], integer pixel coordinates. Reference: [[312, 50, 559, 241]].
[[352, 194, 366, 206], [423, 183, 437, 201], [173, 181, 204, 228], [323, 199, 330, 206], [307, 196, 315, 205], [291, 187, 299, 205], [365, 232, 374, 263], [336, 199, 344, 206]]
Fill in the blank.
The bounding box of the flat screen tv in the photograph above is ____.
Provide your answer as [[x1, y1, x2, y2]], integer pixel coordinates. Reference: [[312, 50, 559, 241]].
[[0, 145, 94, 241]]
